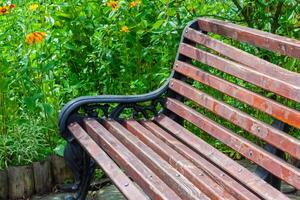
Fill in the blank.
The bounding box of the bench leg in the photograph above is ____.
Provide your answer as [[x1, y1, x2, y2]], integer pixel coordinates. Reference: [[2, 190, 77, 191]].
[[255, 119, 290, 190], [64, 140, 96, 200], [255, 143, 283, 190]]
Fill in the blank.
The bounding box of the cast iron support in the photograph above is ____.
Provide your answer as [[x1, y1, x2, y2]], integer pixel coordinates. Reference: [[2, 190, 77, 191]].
[[255, 119, 290, 190], [58, 19, 204, 200]]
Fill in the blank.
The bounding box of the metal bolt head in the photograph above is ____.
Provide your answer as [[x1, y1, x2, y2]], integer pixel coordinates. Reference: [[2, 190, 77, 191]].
[[249, 150, 253, 157], [124, 183, 129, 187], [257, 126, 261, 132]]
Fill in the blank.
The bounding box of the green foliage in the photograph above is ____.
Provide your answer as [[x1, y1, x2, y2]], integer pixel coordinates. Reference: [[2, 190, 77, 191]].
[[0, 0, 299, 169]]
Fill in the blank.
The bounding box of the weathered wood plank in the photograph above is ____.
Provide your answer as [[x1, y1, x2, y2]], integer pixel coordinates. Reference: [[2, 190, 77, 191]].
[[104, 120, 209, 200], [184, 27, 300, 85], [179, 43, 300, 103], [0, 170, 8, 200], [141, 120, 260, 200], [169, 78, 300, 159], [33, 160, 53, 194], [155, 114, 290, 200], [8, 165, 35, 200], [197, 18, 300, 59], [165, 98, 300, 190], [68, 122, 149, 200], [124, 120, 237, 200], [174, 60, 300, 129]]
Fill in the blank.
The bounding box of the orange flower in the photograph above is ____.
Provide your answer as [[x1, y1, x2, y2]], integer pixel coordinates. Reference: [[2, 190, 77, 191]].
[[120, 26, 129, 33], [129, 0, 141, 8], [0, 6, 9, 15], [26, 32, 47, 45], [10, 4, 15, 9], [107, 1, 119, 11]]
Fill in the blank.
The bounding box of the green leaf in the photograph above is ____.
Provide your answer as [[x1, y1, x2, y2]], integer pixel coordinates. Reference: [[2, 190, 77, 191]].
[[152, 20, 165, 29]]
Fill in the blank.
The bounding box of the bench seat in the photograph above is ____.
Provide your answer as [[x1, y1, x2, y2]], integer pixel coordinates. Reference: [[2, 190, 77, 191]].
[[59, 18, 300, 200], [69, 117, 289, 200]]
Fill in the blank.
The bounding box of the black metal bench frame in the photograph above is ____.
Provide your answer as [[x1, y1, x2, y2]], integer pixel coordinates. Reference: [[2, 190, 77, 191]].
[[58, 18, 300, 200]]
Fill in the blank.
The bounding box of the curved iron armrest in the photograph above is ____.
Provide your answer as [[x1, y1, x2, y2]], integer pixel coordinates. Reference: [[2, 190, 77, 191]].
[[58, 71, 174, 139], [58, 19, 201, 140], [57, 19, 200, 200], [57, 73, 174, 200]]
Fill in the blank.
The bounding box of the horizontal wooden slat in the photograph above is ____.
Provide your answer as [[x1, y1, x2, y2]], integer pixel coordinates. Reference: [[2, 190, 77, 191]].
[[184, 27, 300, 85], [169, 78, 300, 159], [124, 120, 237, 200], [179, 43, 300, 103], [197, 18, 300, 59], [103, 120, 209, 200], [165, 98, 300, 190], [68, 123, 148, 200], [83, 119, 182, 200], [141, 121, 260, 200], [68, 123, 149, 200], [155, 114, 290, 200], [174, 60, 300, 129]]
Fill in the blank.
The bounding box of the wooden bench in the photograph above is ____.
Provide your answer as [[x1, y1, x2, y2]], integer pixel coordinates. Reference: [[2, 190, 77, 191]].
[[58, 18, 300, 200]]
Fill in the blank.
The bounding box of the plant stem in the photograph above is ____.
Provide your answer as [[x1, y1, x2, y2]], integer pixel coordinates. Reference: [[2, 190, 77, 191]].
[[271, 0, 284, 33], [231, 0, 253, 27]]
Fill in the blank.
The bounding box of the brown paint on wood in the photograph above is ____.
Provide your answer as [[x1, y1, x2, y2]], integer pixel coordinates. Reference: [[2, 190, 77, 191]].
[[169, 78, 300, 159], [155, 114, 290, 200], [173, 60, 300, 129], [165, 98, 300, 190], [83, 119, 182, 200], [141, 120, 260, 200], [184, 27, 300, 85], [124, 120, 237, 200], [179, 43, 300, 103], [197, 18, 300, 59], [104, 119, 209, 200], [68, 123, 148, 200]]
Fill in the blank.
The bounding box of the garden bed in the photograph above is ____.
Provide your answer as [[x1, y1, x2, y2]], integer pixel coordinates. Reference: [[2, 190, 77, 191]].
[[0, 155, 73, 200]]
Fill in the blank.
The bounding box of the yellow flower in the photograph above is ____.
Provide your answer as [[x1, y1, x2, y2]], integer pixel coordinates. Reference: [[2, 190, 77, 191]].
[[29, 4, 39, 11], [120, 26, 129, 33], [26, 32, 47, 45], [0, 6, 9, 15], [107, 1, 119, 11], [129, 2, 136, 8], [129, 0, 141, 8]]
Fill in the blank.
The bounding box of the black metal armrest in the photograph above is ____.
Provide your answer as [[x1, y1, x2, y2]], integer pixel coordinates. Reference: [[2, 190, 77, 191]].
[[58, 18, 202, 139], [58, 72, 173, 138], [57, 18, 202, 200]]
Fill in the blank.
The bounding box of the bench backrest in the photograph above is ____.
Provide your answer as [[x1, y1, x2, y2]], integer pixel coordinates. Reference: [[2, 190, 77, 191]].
[[167, 18, 300, 189]]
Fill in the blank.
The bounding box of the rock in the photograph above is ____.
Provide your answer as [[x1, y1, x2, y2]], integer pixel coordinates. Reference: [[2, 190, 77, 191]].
[[31, 193, 73, 200], [96, 184, 126, 200]]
